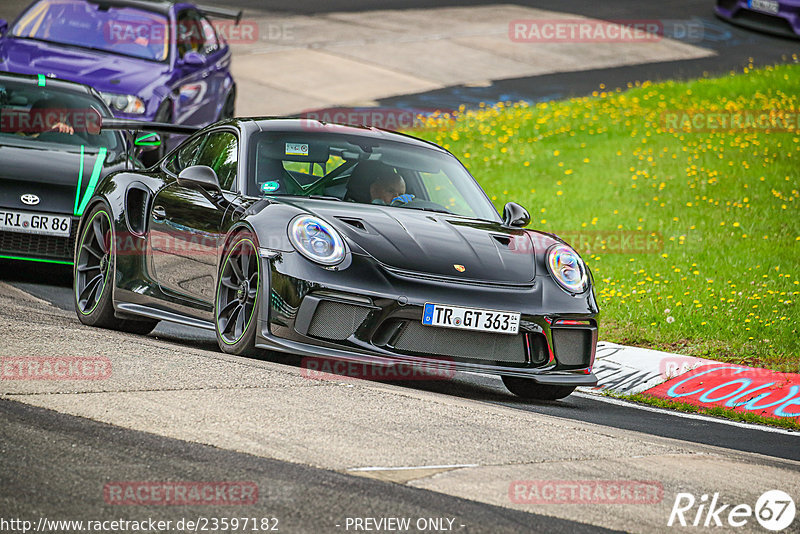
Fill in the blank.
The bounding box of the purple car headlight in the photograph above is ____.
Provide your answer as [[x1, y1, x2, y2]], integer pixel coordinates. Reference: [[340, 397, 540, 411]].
[[547, 244, 588, 294], [289, 215, 346, 266], [101, 92, 146, 115]]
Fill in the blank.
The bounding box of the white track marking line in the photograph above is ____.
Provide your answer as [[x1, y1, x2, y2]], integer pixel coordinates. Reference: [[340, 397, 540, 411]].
[[574, 391, 799, 436], [348, 464, 479, 472]]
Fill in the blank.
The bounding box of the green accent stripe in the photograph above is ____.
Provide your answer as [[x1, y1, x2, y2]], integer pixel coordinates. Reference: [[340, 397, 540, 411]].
[[135, 133, 161, 147], [74, 145, 85, 215], [76, 147, 107, 216], [37, 74, 46, 86], [0, 254, 72, 265]]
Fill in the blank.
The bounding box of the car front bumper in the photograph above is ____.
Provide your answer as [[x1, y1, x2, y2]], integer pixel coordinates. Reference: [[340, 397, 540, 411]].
[[0, 215, 79, 264], [255, 251, 599, 385], [715, 0, 800, 38]]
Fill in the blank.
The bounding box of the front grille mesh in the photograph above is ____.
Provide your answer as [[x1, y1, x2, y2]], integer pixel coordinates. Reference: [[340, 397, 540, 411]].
[[307, 300, 372, 341], [392, 322, 526, 363], [551, 328, 593, 367], [0, 224, 77, 261], [734, 10, 796, 35]]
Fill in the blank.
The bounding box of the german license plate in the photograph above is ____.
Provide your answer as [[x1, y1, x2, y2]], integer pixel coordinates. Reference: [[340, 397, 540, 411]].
[[749, 0, 779, 14], [0, 209, 71, 237], [422, 303, 520, 335]]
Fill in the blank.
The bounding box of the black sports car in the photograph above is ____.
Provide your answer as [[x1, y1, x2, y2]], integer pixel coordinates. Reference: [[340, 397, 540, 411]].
[[73, 118, 599, 399], [0, 72, 151, 265]]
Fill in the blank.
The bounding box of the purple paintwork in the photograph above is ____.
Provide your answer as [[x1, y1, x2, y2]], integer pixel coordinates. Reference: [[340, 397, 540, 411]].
[[715, 0, 800, 38], [0, 0, 236, 130]]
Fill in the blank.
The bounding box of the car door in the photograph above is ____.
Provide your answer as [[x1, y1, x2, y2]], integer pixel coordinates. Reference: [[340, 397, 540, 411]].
[[148, 130, 239, 304], [173, 9, 227, 127]]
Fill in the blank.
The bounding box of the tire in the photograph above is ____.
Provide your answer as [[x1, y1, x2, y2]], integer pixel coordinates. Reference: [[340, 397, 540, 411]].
[[502, 376, 576, 400], [219, 89, 236, 121], [214, 234, 260, 356], [74, 203, 158, 335], [140, 100, 172, 168]]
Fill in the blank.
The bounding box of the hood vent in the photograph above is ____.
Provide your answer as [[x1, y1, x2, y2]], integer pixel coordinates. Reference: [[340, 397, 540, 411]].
[[492, 234, 512, 247], [336, 217, 366, 231]]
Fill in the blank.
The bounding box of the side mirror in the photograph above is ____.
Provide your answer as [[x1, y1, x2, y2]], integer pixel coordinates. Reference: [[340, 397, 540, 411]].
[[178, 165, 221, 193], [0, 20, 8, 37], [503, 202, 530, 228], [133, 131, 162, 152], [181, 51, 207, 67]]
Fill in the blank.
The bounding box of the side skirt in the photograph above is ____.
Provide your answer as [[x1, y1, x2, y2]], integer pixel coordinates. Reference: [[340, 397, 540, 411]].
[[114, 302, 216, 331]]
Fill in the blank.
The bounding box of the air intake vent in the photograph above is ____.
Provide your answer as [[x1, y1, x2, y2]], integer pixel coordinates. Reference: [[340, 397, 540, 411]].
[[0, 225, 77, 261], [392, 322, 526, 363], [125, 184, 150, 235], [492, 234, 512, 247], [551, 328, 593, 367], [307, 300, 371, 341], [336, 217, 366, 231]]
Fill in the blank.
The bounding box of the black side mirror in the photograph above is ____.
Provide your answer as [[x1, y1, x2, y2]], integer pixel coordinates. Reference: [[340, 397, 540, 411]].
[[133, 131, 162, 153], [181, 51, 207, 67], [503, 202, 530, 228], [0, 20, 8, 37], [178, 165, 221, 193]]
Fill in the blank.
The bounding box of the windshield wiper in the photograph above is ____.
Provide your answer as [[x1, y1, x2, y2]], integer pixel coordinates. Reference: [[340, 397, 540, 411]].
[[401, 205, 452, 214], [273, 194, 343, 201]]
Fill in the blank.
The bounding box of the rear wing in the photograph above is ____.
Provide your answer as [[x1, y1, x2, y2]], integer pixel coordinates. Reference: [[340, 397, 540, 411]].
[[197, 4, 243, 24], [101, 118, 199, 136]]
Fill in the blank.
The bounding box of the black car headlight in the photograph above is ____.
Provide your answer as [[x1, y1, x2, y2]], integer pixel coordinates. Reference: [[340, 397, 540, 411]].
[[101, 92, 146, 114], [546, 244, 588, 294], [289, 215, 346, 266]]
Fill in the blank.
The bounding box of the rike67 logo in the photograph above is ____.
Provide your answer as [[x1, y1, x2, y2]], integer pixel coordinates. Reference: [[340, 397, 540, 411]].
[[668, 490, 796, 531]]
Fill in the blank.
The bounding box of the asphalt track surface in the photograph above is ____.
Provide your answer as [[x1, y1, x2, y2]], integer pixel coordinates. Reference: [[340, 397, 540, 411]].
[[3, 261, 798, 466], [0, 399, 622, 534]]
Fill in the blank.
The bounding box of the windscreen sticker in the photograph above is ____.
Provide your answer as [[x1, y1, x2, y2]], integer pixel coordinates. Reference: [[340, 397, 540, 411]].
[[285, 142, 309, 156], [261, 181, 280, 193]]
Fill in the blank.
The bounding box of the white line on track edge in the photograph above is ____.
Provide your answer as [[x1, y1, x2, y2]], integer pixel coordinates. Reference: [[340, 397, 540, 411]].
[[574, 391, 799, 436], [348, 464, 479, 472]]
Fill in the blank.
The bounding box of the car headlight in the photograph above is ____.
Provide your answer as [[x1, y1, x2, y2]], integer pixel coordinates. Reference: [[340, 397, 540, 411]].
[[546, 244, 588, 294], [101, 92, 146, 115], [288, 215, 346, 266]]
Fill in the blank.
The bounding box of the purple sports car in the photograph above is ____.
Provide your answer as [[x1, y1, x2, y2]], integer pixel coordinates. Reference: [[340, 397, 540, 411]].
[[715, 0, 800, 38], [0, 0, 241, 157]]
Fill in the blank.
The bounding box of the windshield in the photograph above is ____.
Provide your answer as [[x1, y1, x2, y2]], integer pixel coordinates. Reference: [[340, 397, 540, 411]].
[[12, 0, 169, 62], [247, 132, 500, 221], [0, 79, 120, 150]]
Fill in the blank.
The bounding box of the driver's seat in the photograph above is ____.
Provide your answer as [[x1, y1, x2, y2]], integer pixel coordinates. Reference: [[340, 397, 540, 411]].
[[344, 161, 395, 203]]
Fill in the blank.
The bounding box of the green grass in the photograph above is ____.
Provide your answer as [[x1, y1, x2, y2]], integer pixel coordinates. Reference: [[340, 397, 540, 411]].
[[413, 63, 800, 371], [608, 391, 800, 431]]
